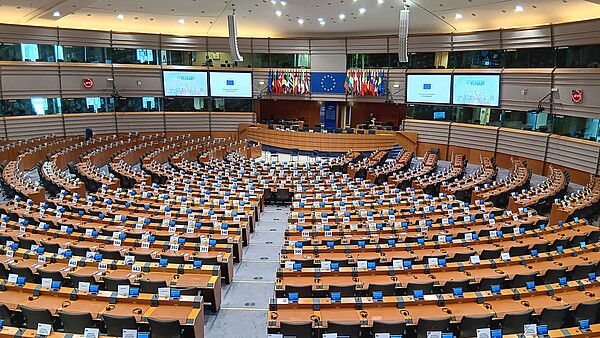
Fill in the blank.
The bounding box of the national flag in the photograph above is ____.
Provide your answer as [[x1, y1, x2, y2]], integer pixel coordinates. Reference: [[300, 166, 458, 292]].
[[268, 70, 273, 93], [344, 72, 350, 94], [310, 72, 346, 94]]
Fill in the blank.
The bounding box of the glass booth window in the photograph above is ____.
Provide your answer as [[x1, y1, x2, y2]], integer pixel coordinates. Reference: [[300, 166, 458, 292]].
[[448, 50, 503, 69], [110, 48, 158, 65], [0, 43, 22, 61]]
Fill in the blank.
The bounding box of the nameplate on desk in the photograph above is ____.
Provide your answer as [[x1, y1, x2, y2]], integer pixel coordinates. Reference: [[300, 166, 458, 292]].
[[78, 282, 90, 292], [141, 241, 151, 249], [426, 331, 442, 338], [158, 287, 170, 298], [284, 261, 295, 269], [428, 258, 439, 267], [41, 278, 52, 288], [7, 273, 18, 283], [118, 284, 130, 296], [113, 239, 122, 247], [36, 323, 52, 337], [523, 324, 537, 335], [294, 247, 303, 255], [476, 328, 491, 338], [199, 245, 209, 253], [322, 217, 329, 224], [170, 244, 180, 251], [122, 329, 137, 338], [324, 231, 333, 237], [6, 249, 14, 258], [343, 217, 350, 223], [84, 328, 100, 338], [357, 260, 368, 269], [98, 262, 108, 270], [38, 255, 47, 263], [68, 258, 78, 267], [470, 255, 481, 264], [501, 252, 511, 261]]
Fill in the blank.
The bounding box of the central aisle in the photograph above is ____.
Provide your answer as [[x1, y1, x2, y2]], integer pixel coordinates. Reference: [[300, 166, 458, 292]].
[[204, 205, 289, 338]]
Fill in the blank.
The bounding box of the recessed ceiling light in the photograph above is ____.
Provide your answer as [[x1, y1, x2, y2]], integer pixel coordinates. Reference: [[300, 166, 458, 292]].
[[280, 1, 286, 5], [298, 18, 304, 24], [455, 13, 463, 19], [53, 10, 61, 17], [320, 21, 326, 25], [178, 18, 185, 24], [358, 8, 366, 14], [275, 10, 282, 16], [339, 13, 346, 19], [377, 0, 384, 3], [116, 13, 124, 19], [318, 17, 324, 22], [515, 5, 524, 12], [271, 0, 276, 4]]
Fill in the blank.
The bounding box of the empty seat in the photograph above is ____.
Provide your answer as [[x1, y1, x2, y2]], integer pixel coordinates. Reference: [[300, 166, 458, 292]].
[[459, 314, 493, 337], [569, 299, 600, 325], [280, 321, 313, 338], [102, 276, 130, 291], [509, 245, 529, 257], [9, 265, 39, 283], [416, 317, 451, 338], [286, 285, 313, 298], [327, 321, 361, 338], [329, 284, 356, 297], [372, 320, 406, 337], [536, 305, 571, 329], [442, 279, 470, 293], [58, 311, 96, 334], [478, 275, 506, 291], [69, 273, 96, 288], [405, 281, 434, 295], [368, 282, 396, 296], [512, 272, 538, 288], [20, 305, 58, 330], [569, 263, 595, 281], [102, 314, 138, 337], [543, 267, 567, 284], [501, 309, 533, 334], [148, 317, 184, 338], [480, 248, 502, 260]]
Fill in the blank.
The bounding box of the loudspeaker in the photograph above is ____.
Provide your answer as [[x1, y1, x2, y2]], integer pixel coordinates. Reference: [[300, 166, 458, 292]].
[[398, 9, 409, 63], [228, 14, 244, 62]]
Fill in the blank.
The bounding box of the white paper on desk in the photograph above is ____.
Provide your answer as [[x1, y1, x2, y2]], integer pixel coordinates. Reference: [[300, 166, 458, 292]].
[[501, 252, 511, 261], [321, 261, 331, 271], [118, 284, 130, 296], [357, 260, 368, 269], [7, 273, 18, 283], [523, 324, 537, 335], [323, 334, 338, 338], [158, 287, 170, 298], [78, 282, 90, 292], [392, 259, 403, 268], [84, 328, 100, 338], [36, 323, 52, 336], [476, 328, 491, 338], [122, 329, 137, 338], [426, 331, 441, 338], [428, 257, 439, 267], [375, 334, 390, 338], [124, 255, 135, 265], [85, 229, 93, 236], [284, 261, 295, 269], [41, 278, 52, 288], [267, 334, 284, 338], [470, 255, 481, 264]]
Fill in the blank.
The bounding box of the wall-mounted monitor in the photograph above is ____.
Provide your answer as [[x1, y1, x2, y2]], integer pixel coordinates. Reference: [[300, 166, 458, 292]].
[[406, 74, 452, 104], [452, 74, 501, 107], [209, 71, 253, 98], [163, 71, 208, 97], [433, 111, 446, 120]]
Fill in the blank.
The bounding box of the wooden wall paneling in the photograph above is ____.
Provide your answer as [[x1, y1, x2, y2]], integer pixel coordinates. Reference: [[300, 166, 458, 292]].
[[269, 38, 310, 54], [165, 112, 211, 132], [496, 128, 548, 174], [309, 39, 346, 55], [501, 26, 552, 49], [0, 62, 61, 99], [404, 34, 452, 53], [160, 35, 207, 52], [452, 30, 501, 51], [111, 32, 161, 50], [59, 63, 113, 98], [546, 135, 599, 175], [116, 112, 165, 133], [500, 69, 553, 112], [63, 113, 117, 136], [59, 28, 111, 48], [448, 124, 498, 158], [0, 24, 57, 45], [207, 37, 230, 53], [238, 38, 253, 54], [210, 113, 255, 131], [552, 68, 600, 118], [403, 120, 451, 157], [346, 37, 389, 54], [259, 99, 321, 127], [349, 102, 405, 128], [4, 115, 64, 139], [112, 64, 163, 97], [552, 19, 600, 47]]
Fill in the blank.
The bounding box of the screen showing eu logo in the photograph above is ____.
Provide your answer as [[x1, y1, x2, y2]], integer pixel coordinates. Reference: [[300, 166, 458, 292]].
[[311, 72, 347, 94]]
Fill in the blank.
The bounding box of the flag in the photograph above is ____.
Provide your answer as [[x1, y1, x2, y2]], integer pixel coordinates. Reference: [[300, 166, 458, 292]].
[[268, 70, 273, 93], [310, 72, 347, 94], [344, 72, 350, 94]]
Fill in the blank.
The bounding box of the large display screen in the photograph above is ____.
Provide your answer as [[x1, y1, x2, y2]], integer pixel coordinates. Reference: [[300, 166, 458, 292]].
[[163, 71, 208, 97], [452, 74, 501, 107], [209, 72, 253, 98], [406, 74, 452, 104]]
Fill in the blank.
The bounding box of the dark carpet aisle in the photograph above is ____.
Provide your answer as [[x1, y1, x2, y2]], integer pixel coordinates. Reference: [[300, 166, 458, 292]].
[[203, 205, 289, 338]]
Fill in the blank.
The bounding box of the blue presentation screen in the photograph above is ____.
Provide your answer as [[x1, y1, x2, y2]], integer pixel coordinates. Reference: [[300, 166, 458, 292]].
[[209, 72, 253, 97], [163, 71, 208, 97], [406, 74, 452, 104], [452, 74, 501, 107]]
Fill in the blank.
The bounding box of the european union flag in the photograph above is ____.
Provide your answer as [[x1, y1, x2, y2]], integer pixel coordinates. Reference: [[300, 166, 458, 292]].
[[423, 83, 432, 90], [311, 72, 347, 94]]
